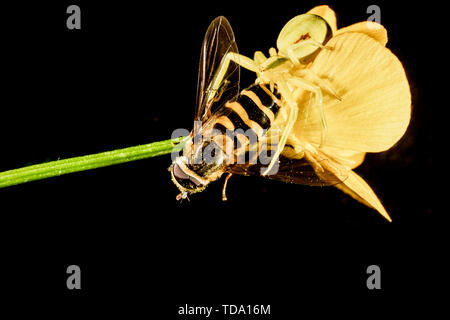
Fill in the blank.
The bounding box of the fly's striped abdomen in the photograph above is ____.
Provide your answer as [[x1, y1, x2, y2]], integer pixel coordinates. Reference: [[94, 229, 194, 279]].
[[241, 84, 281, 125], [211, 84, 281, 158]]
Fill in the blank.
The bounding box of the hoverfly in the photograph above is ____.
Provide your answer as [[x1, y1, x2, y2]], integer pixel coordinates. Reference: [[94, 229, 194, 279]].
[[170, 7, 411, 222], [170, 14, 341, 197]]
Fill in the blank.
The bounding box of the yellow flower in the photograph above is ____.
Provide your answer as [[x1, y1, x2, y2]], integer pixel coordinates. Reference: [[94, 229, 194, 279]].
[[280, 5, 411, 221]]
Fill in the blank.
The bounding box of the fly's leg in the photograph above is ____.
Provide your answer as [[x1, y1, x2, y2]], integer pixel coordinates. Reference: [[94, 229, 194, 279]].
[[261, 76, 299, 176], [222, 173, 233, 201], [287, 77, 327, 148]]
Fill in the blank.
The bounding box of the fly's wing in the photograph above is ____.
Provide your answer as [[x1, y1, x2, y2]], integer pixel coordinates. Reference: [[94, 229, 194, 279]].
[[228, 147, 349, 187], [195, 16, 240, 123]]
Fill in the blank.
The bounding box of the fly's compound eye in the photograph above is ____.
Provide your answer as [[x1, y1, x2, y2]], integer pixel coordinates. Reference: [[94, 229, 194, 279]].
[[172, 162, 204, 191]]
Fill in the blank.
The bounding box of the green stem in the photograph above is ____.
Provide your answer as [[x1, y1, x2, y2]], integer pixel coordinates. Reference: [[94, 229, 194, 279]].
[[0, 136, 187, 189]]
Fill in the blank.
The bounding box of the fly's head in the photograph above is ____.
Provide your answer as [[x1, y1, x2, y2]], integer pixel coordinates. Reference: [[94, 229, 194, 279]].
[[170, 134, 228, 200]]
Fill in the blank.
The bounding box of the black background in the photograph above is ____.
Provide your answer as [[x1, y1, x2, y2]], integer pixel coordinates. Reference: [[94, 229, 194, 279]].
[[1, 1, 435, 317]]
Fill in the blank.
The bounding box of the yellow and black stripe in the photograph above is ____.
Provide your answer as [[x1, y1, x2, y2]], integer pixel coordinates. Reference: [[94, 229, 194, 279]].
[[211, 84, 281, 156]]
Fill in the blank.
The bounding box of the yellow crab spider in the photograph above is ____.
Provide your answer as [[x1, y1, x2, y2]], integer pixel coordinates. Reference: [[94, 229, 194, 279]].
[[277, 13, 332, 64], [211, 52, 327, 175], [207, 13, 332, 99], [205, 13, 336, 175]]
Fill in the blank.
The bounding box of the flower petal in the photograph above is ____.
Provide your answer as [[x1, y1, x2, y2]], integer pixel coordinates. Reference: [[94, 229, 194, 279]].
[[335, 21, 388, 46], [335, 169, 392, 222], [321, 147, 366, 170], [290, 32, 411, 153], [307, 5, 337, 34]]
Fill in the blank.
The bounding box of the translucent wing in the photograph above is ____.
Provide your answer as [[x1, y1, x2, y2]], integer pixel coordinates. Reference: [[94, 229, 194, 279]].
[[195, 16, 240, 122], [228, 148, 349, 187]]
